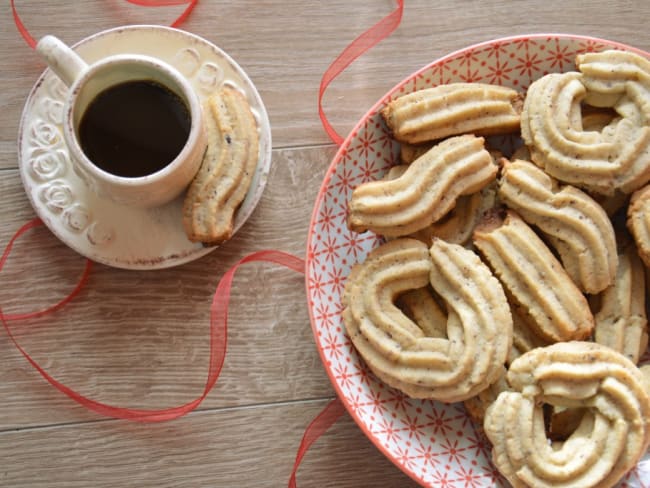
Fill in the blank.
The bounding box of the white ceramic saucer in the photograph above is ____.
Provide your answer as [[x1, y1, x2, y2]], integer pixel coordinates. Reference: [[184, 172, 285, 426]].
[[18, 25, 272, 270]]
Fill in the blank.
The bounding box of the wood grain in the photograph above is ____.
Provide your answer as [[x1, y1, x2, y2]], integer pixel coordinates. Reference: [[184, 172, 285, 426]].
[[0, 400, 417, 488], [2, 0, 650, 486]]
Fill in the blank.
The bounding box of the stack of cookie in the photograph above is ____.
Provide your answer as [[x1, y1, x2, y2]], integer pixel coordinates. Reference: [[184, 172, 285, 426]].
[[343, 49, 650, 488]]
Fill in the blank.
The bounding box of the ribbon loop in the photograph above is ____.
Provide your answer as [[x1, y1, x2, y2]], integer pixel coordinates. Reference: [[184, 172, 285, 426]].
[[1, 222, 305, 422], [1, 219, 93, 321], [318, 0, 404, 146]]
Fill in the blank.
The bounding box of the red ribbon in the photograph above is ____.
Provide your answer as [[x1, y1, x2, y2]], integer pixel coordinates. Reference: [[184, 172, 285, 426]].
[[288, 398, 347, 488], [10, 0, 198, 49], [0, 219, 93, 321], [318, 0, 404, 145], [10, 0, 36, 49], [124, 0, 199, 28], [1, 221, 305, 421]]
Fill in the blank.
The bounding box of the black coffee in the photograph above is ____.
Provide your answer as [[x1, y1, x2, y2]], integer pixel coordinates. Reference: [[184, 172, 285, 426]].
[[79, 80, 191, 178]]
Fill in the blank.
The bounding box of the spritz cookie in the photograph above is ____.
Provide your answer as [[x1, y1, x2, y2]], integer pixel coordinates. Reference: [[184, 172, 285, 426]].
[[484, 342, 650, 488], [521, 50, 650, 195], [183, 87, 259, 245], [342, 238, 512, 402], [347, 134, 497, 237], [473, 210, 594, 342], [577, 49, 650, 108], [381, 82, 523, 144], [380, 167, 498, 246], [593, 244, 648, 364], [498, 159, 618, 293]]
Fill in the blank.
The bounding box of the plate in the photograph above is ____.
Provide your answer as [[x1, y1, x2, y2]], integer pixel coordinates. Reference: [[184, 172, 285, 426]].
[[306, 34, 650, 487], [18, 25, 272, 270]]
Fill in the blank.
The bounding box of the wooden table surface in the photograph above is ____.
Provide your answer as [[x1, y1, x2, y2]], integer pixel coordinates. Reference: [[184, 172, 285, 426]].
[[2, 1, 650, 486]]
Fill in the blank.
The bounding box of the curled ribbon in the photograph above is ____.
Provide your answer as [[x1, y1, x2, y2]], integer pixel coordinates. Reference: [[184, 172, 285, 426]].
[[0, 219, 92, 321], [0, 220, 304, 421], [318, 0, 404, 145]]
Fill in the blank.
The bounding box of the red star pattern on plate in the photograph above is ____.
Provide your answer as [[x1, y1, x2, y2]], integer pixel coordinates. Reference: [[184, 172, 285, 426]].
[[306, 34, 650, 487]]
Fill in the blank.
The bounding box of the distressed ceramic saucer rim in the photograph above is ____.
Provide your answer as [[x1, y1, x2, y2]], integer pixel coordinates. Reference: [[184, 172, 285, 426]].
[[18, 24, 272, 270]]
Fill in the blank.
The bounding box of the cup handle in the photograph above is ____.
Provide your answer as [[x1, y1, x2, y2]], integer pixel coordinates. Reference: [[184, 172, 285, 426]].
[[36, 35, 89, 87]]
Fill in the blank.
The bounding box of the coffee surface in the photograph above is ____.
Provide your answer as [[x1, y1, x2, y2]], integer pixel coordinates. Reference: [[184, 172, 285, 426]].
[[79, 80, 191, 178]]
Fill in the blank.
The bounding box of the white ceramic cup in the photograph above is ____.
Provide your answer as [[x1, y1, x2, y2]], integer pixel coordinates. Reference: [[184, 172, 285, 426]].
[[36, 35, 207, 208]]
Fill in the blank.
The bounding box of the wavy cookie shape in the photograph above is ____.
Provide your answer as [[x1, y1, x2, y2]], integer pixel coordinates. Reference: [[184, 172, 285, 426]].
[[347, 134, 497, 237], [484, 342, 650, 488], [342, 238, 512, 402], [627, 183, 650, 267], [183, 87, 259, 245], [381, 82, 523, 144], [521, 50, 650, 195], [383, 165, 498, 246], [473, 210, 594, 342], [593, 244, 648, 364], [498, 159, 618, 293]]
